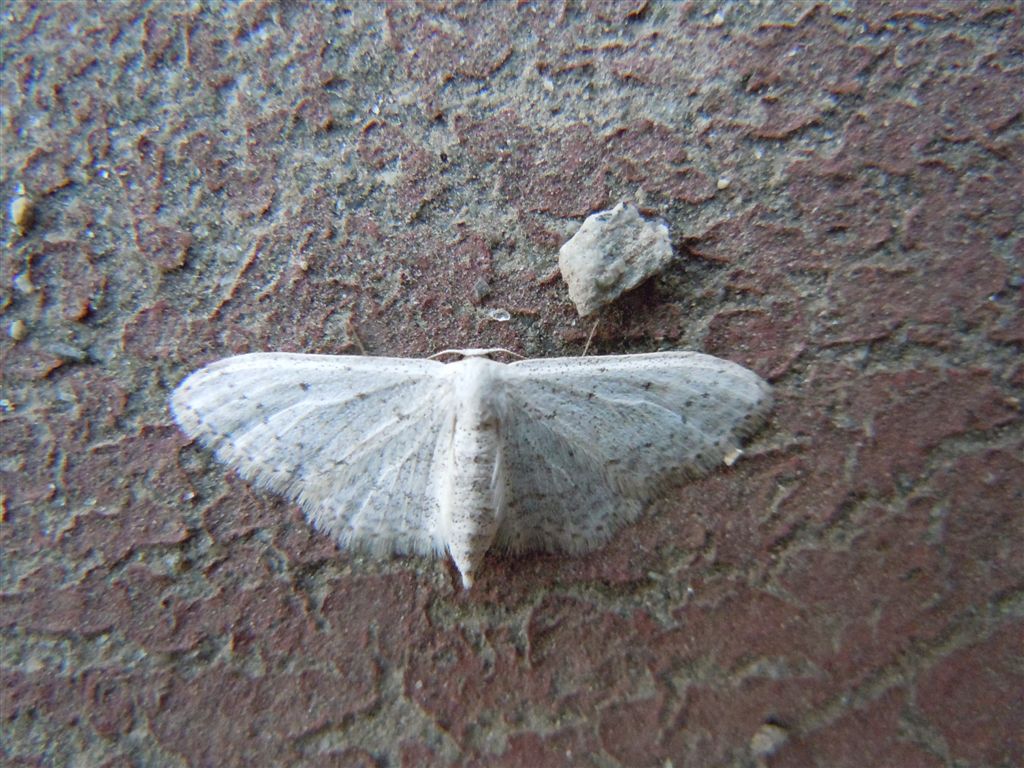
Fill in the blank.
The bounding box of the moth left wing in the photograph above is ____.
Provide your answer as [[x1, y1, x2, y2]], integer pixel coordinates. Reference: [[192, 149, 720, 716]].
[[171, 353, 453, 557]]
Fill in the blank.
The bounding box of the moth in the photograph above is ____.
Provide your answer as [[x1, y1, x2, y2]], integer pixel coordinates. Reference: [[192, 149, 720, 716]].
[[170, 349, 771, 588]]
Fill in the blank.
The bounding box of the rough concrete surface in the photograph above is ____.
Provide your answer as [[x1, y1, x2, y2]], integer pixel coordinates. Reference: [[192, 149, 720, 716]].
[[1, 2, 1021, 767]]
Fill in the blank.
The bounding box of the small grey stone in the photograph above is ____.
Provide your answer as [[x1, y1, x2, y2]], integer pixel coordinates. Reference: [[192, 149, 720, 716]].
[[8, 319, 28, 342], [471, 277, 491, 304], [49, 342, 90, 363], [558, 201, 673, 316], [9, 194, 34, 235], [485, 308, 511, 322], [750, 723, 789, 759]]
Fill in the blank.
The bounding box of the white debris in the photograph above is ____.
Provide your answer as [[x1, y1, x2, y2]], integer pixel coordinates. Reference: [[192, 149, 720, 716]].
[[8, 319, 28, 342], [723, 446, 743, 466], [13, 272, 36, 294], [9, 193, 34, 235], [750, 723, 789, 760], [558, 202, 673, 317]]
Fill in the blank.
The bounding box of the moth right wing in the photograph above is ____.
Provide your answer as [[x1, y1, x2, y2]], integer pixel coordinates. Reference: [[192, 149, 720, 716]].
[[171, 353, 454, 557], [495, 352, 771, 554]]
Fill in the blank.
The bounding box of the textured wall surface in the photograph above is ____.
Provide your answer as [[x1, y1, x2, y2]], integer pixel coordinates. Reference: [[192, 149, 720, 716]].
[[1, 2, 1021, 767]]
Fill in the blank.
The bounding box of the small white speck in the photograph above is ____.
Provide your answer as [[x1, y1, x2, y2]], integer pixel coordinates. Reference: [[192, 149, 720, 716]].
[[750, 723, 789, 759], [9, 194, 34, 235], [8, 319, 28, 342], [14, 272, 36, 294]]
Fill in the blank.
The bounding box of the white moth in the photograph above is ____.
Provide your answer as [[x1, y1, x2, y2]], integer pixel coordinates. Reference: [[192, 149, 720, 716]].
[[170, 349, 771, 588]]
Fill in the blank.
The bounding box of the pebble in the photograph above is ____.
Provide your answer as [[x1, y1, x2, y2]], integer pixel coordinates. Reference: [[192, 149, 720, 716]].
[[9, 194, 34, 235], [558, 201, 673, 317], [9, 319, 28, 342]]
